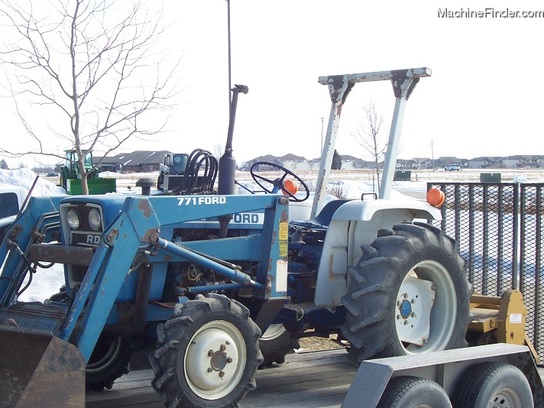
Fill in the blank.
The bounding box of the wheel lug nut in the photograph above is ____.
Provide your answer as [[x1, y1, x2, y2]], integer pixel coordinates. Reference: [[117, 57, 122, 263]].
[[207, 367, 213, 372], [227, 357, 233, 363], [220, 344, 226, 351], [219, 371, 225, 378], [208, 350, 214, 357]]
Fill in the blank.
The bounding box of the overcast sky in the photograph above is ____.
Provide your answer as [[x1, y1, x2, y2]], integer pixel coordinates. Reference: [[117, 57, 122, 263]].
[[2, 0, 544, 167]]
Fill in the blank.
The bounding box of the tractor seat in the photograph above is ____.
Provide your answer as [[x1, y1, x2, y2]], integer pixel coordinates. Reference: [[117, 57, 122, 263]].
[[290, 199, 350, 230], [313, 199, 350, 226]]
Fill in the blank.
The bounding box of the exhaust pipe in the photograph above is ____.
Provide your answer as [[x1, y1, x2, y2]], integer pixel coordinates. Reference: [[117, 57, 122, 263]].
[[218, 84, 248, 195], [217, 84, 248, 238]]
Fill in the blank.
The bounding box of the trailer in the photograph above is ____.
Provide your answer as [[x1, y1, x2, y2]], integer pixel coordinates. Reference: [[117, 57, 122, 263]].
[[85, 345, 543, 408]]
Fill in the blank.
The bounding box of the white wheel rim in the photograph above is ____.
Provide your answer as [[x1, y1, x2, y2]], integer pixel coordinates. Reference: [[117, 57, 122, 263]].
[[184, 320, 246, 400], [489, 388, 522, 407], [396, 275, 434, 346], [261, 324, 285, 341], [396, 260, 457, 353]]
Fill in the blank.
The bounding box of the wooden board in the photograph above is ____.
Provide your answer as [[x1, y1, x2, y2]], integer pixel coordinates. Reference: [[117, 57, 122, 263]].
[[86, 347, 544, 408], [86, 349, 355, 408]]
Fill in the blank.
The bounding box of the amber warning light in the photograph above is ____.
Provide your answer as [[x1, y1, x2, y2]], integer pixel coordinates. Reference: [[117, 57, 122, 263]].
[[282, 179, 299, 196], [427, 188, 445, 207]]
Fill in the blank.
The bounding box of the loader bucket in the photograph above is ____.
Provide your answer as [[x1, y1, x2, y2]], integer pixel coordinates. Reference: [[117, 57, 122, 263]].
[[0, 325, 85, 408]]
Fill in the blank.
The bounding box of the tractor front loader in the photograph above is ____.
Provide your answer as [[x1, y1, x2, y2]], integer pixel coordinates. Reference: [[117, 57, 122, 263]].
[[0, 192, 289, 407]]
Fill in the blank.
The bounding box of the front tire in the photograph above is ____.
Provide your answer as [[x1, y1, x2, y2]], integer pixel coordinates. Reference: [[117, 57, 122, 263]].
[[150, 293, 263, 408], [341, 222, 472, 364]]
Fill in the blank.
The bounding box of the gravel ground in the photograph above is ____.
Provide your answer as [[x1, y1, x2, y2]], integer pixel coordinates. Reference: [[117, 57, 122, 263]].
[[298, 335, 345, 353]]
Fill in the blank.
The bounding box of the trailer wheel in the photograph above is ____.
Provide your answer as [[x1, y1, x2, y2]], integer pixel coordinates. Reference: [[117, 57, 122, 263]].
[[150, 293, 263, 408], [377, 376, 452, 408], [259, 324, 299, 367], [86, 331, 132, 391], [341, 222, 472, 363], [452, 362, 533, 408]]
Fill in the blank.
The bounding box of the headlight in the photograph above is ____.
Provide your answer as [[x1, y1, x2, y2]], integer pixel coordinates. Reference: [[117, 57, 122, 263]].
[[66, 209, 80, 230], [88, 208, 101, 231]]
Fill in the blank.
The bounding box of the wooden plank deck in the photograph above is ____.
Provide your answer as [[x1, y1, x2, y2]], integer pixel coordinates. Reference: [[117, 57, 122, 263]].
[[85, 348, 544, 407], [86, 349, 355, 408]]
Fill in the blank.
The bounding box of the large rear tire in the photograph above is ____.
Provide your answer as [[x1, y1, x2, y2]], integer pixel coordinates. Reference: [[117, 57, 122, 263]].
[[150, 293, 263, 408], [341, 222, 472, 364]]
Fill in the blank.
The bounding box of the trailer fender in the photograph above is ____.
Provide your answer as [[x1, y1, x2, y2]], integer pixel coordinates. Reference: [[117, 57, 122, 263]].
[[341, 343, 544, 408]]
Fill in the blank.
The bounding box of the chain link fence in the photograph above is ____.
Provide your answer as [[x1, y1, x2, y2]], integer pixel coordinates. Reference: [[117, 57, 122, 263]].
[[428, 182, 544, 362]]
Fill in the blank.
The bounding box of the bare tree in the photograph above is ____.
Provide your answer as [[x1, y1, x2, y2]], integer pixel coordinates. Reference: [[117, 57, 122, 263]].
[[212, 144, 224, 162], [352, 101, 387, 191], [0, 0, 179, 193]]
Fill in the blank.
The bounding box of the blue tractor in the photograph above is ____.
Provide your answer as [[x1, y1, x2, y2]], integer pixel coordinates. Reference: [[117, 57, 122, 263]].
[[0, 68, 472, 407]]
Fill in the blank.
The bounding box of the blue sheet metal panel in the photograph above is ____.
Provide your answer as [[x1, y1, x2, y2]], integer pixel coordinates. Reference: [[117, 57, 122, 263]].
[[128, 194, 280, 232], [166, 235, 265, 262]]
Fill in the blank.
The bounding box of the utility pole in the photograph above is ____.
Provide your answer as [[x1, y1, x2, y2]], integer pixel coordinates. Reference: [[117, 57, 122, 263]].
[[227, 0, 232, 114]]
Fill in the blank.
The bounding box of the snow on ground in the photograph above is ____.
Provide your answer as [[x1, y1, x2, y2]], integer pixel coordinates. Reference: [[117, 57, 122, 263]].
[[0, 168, 66, 196]]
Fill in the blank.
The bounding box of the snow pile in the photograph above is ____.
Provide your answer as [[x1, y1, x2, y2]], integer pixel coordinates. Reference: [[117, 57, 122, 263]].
[[0, 168, 66, 196]]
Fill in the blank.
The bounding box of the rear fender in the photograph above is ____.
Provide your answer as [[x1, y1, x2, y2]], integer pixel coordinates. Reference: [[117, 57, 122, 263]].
[[314, 199, 440, 307], [330, 199, 440, 223]]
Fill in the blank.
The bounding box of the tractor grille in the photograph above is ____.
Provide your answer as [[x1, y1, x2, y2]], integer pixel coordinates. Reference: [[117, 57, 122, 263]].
[[59, 202, 105, 287], [60, 202, 104, 248]]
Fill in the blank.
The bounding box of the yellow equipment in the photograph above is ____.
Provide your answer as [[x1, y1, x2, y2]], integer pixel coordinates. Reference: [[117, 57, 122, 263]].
[[469, 289, 539, 363]]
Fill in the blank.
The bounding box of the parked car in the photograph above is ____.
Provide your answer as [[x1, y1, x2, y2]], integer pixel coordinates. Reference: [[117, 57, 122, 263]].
[[444, 163, 461, 171]]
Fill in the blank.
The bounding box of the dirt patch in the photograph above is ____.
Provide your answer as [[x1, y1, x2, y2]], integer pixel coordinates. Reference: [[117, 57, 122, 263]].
[[297, 335, 345, 353]]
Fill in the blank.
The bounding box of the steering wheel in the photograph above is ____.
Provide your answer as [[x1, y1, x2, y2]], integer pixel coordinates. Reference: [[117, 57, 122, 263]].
[[249, 161, 310, 202]]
